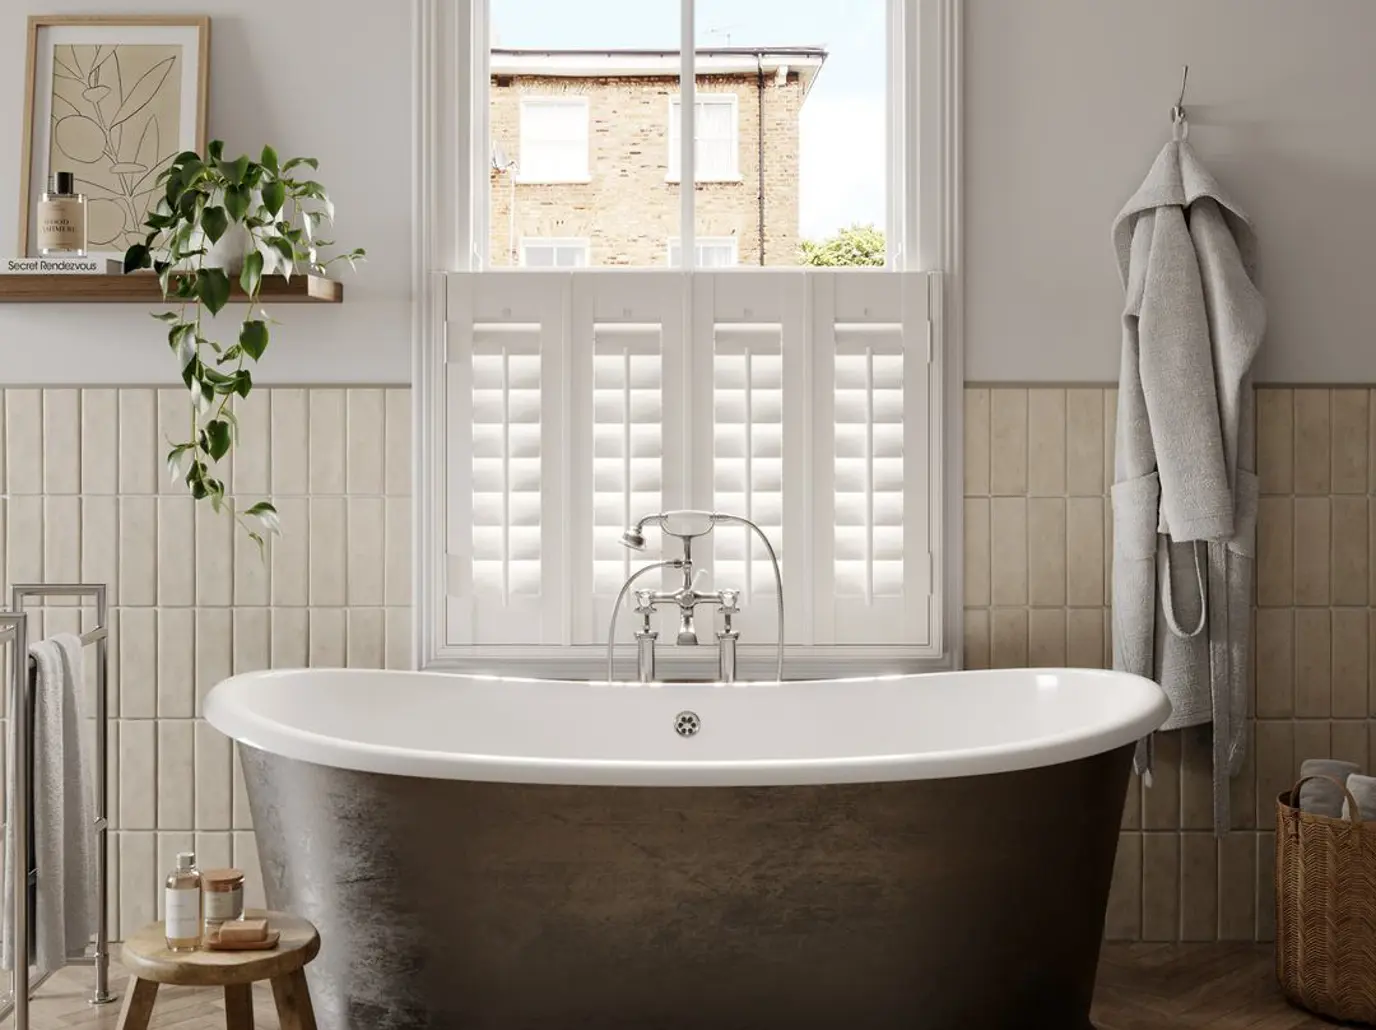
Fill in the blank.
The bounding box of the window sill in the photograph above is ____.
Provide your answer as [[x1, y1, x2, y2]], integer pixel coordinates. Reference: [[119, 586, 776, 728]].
[[514, 176, 593, 185], [665, 175, 744, 185]]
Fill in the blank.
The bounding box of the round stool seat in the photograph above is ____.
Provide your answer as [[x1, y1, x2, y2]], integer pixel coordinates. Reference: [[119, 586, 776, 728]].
[[121, 910, 319, 986]]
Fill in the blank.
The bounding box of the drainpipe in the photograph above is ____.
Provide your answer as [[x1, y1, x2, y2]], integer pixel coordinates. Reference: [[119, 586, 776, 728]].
[[756, 54, 766, 265]]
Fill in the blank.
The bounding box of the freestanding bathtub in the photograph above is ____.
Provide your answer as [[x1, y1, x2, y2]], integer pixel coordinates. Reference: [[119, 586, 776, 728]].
[[206, 667, 1169, 1030]]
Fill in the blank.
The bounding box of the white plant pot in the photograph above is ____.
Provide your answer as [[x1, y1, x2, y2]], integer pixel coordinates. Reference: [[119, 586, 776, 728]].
[[202, 222, 254, 274]]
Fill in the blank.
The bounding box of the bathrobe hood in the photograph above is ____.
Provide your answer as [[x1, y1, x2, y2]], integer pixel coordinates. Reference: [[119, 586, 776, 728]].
[[1110, 136, 1265, 834]]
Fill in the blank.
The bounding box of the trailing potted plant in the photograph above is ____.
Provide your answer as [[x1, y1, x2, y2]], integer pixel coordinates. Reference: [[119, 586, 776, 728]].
[[123, 141, 364, 551]]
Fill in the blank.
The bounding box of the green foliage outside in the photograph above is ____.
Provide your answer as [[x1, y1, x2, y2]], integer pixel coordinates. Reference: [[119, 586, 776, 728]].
[[798, 224, 885, 267]]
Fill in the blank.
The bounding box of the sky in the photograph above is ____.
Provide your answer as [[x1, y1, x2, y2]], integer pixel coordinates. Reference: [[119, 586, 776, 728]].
[[491, 0, 887, 240]]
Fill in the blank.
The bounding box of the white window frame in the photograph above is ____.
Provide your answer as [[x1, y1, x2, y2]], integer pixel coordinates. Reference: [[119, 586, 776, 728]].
[[666, 93, 740, 183], [515, 96, 590, 183], [413, 0, 964, 674], [667, 236, 738, 268], [520, 237, 591, 268]]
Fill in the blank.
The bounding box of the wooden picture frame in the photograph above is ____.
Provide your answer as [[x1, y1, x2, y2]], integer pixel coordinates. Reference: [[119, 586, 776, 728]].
[[18, 15, 210, 259]]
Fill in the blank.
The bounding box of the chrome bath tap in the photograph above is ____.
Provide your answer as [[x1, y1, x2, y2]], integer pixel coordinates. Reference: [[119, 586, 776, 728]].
[[606, 511, 784, 684]]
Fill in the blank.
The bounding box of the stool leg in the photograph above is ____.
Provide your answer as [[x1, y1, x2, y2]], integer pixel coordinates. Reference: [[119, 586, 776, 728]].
[[115, 977, 158, 1030], [224, 982, 254, 1030], [270, 968, 319, 1030]]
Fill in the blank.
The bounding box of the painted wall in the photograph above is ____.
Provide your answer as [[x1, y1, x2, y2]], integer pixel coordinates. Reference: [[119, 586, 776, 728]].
[[966, 0, 1376, 384], [0, 1, 412, 384]]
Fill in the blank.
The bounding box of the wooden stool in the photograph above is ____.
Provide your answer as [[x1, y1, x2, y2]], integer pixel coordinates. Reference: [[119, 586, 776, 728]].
[[118, 909, 320, 1030]]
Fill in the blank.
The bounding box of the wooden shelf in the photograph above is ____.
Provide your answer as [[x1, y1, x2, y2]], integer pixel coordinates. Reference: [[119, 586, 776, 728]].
[[0, 272, 342, 304]]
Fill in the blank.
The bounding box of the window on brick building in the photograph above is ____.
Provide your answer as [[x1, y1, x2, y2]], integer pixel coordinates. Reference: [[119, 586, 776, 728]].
[[521, 238, 591, 267], [517, 97, 589, 182], [667, 95, 739, 182], [667, 237, 738, 268]]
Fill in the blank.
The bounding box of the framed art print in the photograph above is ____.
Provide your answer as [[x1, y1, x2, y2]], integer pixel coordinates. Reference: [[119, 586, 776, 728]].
[[18, 15, 210, 259]]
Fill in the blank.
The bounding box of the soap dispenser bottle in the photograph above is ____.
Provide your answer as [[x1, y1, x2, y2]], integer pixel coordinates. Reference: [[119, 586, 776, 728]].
[[164, 851, 202, 951]]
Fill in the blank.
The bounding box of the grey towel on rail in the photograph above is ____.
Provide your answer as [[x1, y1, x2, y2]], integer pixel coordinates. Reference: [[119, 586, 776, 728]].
[[2, 635, 97, 973], [1297, 758, 1360, 818], [1342, 773, 1376, 822]]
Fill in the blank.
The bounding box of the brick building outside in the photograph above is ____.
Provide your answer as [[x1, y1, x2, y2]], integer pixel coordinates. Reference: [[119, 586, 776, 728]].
[[489, 47, 827, 267]]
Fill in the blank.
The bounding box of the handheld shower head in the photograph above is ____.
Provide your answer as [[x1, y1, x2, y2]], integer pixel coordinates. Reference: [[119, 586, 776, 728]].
[[619, 526, 647, 551]]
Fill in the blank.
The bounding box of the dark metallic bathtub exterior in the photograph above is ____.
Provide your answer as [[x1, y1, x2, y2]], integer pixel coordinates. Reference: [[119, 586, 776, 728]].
[[241, 743, 1132, 1030]]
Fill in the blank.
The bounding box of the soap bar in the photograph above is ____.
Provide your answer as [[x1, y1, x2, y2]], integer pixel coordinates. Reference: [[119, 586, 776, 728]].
[[217, 918, 269, 943]]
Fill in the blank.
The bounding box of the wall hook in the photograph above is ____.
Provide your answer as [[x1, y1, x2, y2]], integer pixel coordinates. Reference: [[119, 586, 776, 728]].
[[1170, 64, 1189, 125]]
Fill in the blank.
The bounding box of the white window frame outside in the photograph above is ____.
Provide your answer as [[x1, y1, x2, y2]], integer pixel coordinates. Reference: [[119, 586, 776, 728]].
[[666, 93, 740, 183], [520, 237, 591, 267], [515, 96, 590, 183], [412, 0, 965, 674], [667, 236, 738, 268]]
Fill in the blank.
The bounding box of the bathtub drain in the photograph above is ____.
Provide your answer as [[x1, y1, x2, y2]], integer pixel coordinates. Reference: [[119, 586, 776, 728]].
[[674, 711, 701, 738]]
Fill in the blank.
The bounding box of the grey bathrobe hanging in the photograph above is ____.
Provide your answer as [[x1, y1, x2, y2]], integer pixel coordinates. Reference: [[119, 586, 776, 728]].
[[1111, 138, 1265, 833]]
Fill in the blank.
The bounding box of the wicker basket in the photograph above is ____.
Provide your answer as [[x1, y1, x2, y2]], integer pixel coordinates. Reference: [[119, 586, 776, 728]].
[[1276, 774, 1376, 1024]]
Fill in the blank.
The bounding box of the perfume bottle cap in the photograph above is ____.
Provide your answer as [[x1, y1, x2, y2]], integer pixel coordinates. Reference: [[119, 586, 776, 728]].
[[49, 171, 75, 196], [175, 851, 196, 871]]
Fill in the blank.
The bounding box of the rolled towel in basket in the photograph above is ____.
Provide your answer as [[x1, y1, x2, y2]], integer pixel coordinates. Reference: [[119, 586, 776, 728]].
[[1298, 759, 1361, 817], [1341, 773, 1376, 821]]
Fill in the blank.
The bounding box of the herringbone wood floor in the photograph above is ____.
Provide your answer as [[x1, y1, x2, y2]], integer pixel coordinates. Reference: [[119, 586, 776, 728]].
[[0, 944, 1336, 1029]]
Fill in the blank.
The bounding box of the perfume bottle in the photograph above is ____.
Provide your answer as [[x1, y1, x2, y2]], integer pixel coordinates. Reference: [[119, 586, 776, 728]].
[[36, 172, 86, 257], [164, 851, 202, 952]]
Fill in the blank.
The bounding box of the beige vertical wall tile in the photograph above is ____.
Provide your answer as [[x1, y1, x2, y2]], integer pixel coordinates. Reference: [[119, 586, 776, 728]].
[[232, 608, 270, 675], [271, 389, 309, 494], [1142, 834, 1180, 942], [1332, 389, 1370, 494], [195, 831, 233, 873], [1179, 725, 1213, 831], [194, 720, 232, 830], [119, 497, 156, 606], [1332, 608, 1368, 718], [44, 496, 80, 587], [309, 607, 347, 667], [271, 607, 309, 669], [385, 495, 411, 607], [309, 389, 347, 494], [1218, 832, 1257, 941], [234, 832, 265, 911], [233, 527, 270, 606], [1027, 389, 1066, 496], [963, 498, 990, 607], [155, 389, 188, 495], [385, 607, 411, 671], [119, 720, 155, 830], [1103, 389, 1118, 486], [963, 609, 989, 670], [119, 831, 156, 942], [157, 497, 196, 606], [118, 389, 157, 495], [1294, 389, 1331, 495], [1066, 497, 1104, 607], [1257, 498, 1293, 606], [989, 388, 1027, 495], [1027, 498, 1066, 606], [385, 389, 411, 496], [1104, 832, 1142, 941], [1065, 389, 1104, 496], [1332, 497, 1369, 605], [1292, 497, 1331, 606], [43, 388, 80, 494], [1180, 833, 1218, 941], [81, 495, 118, 596], [1255, 609, 1294, 718], [1294, 609, 1332, 717], [1027, 609, 1066, 667], [81, 389, 118, 494], [347, 497, 387, 606], [229, 390, 270, 496], [964, 388, 990, 496], [1332, 720, 1369, 771], [990, 609, 1027, 668], [1142, 730, 1182, 831], [1255, 721, 1294, 829], [989, 497, 1027, 606], [194, 504, 234, 606], [1293, 721, 1331, 773], [5, 389, 41, 494], [119, 607, 157, 718], [309, 497, 347, 606], [7, 494, 41, 587], [346, 608, 386, 669], [195, 609, 232, 716], [347, 388, 387, 493], [271, 498, 309, 606], [1257, 388, 1294, 496], [1067, 608, 1104, 670], [156, 720, 194, 830], [157, 608, 195, 718]]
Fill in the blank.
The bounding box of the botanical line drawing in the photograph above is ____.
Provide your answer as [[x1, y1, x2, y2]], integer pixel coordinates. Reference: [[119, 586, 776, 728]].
[[47, 43, 183, 253]]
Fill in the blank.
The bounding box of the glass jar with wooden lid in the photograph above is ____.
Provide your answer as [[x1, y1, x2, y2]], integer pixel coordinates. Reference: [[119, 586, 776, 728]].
[[201, 867, 245, 935]]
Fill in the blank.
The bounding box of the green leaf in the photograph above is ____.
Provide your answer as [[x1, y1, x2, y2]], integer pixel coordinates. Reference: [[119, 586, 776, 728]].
[[173, 149, 201, 165], [224, 184, 250, 223], [239, 250, 263, 298], [197, 267, 232, 315], [232, 368, 253, 398], [122, 243, 150, 274], [218, 154, 250, 186], [207, 140, 225, 162], [268, 235, 295, 279], [260, 145, 279, 174], [281, 156, 318, 174], [261, 179, 286, 217], [239, 320, 269, 361], [150, 310, 180, 323], [201, 205, 228, 245], [246, 530, 267, 559], [165, 444, 193, 484], [203, 419, 233, 461], [244, 501, 281, 537]]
